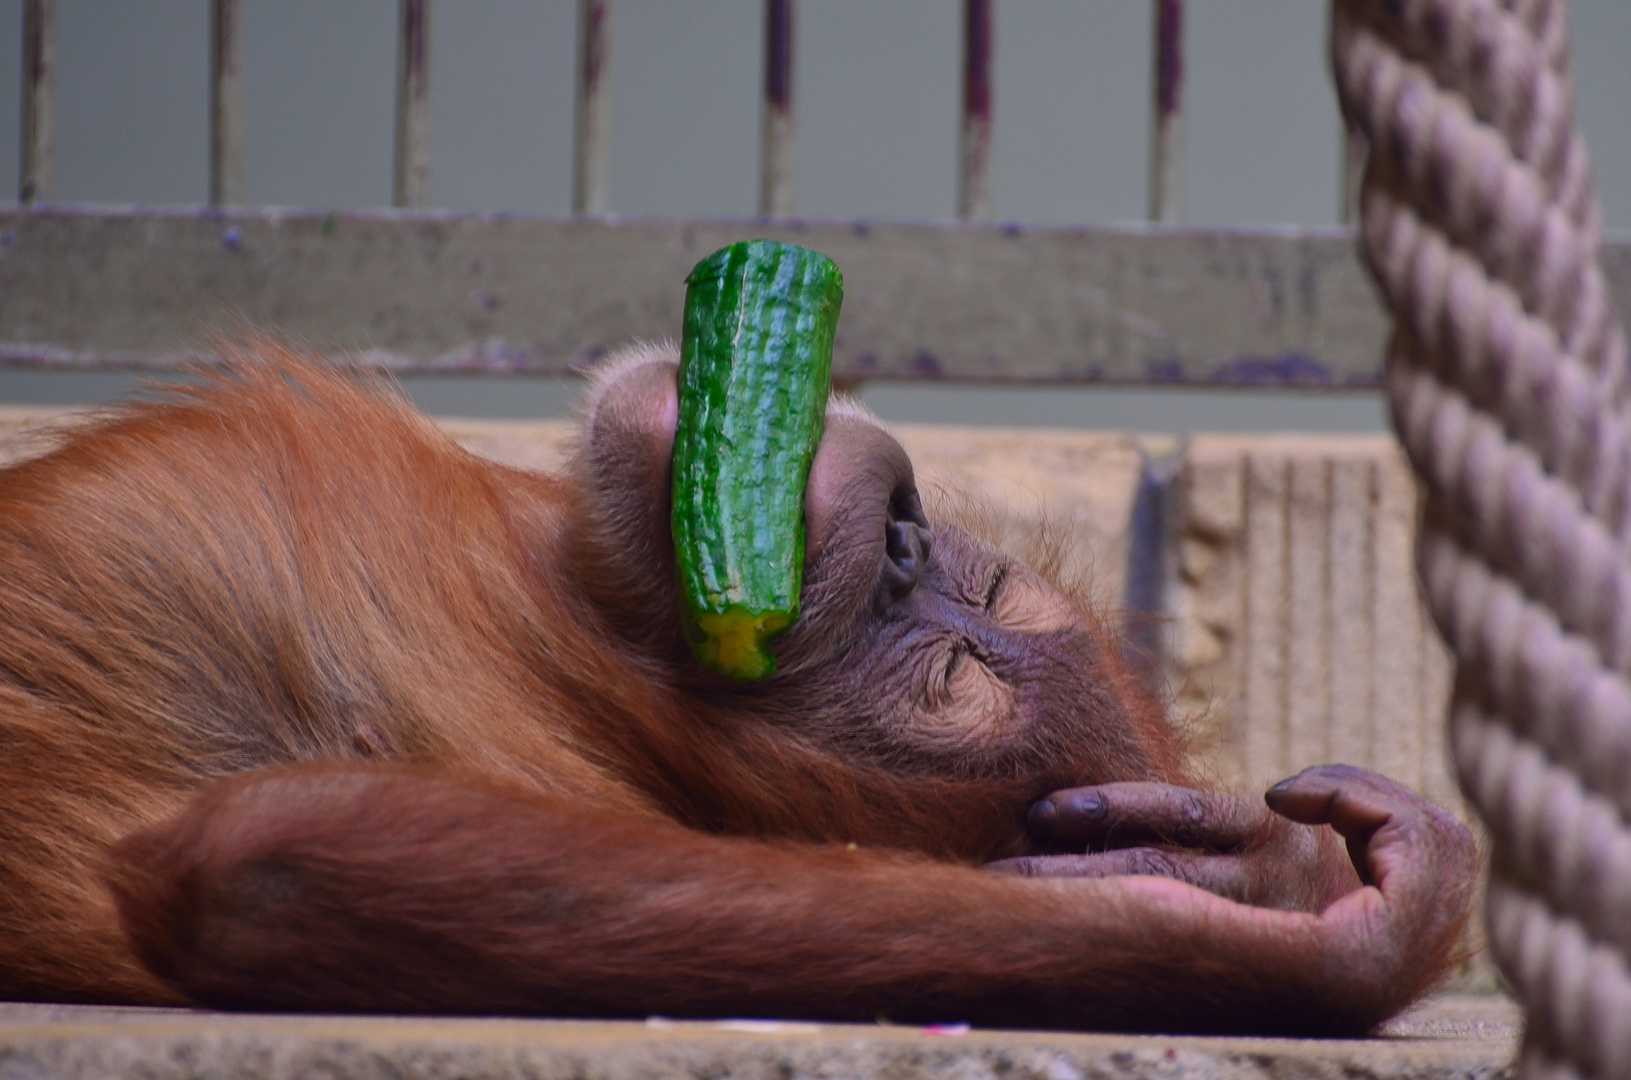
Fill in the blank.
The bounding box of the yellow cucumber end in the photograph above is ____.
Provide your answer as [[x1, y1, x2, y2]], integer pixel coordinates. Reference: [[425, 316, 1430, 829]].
[[692, 608, 794, 680]]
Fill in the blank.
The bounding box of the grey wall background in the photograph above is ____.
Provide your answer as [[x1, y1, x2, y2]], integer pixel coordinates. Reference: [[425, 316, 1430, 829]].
[[1, 0, 1627, 432]]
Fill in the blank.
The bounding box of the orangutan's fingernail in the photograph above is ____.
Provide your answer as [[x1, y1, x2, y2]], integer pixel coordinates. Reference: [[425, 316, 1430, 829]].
[[1027, 800, 1059, 832], [1065, 791, 1106, 822]]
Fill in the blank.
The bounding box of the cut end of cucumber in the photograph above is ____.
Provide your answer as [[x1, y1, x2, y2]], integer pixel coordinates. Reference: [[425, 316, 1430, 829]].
[[690, 608, 795, 681]]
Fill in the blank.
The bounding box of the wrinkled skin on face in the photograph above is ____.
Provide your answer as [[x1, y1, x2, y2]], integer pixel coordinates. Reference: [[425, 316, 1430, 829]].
[[580, 347, 1183, 796]]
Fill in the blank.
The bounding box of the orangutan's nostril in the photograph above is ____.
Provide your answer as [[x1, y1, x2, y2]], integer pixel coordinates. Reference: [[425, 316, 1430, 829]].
[[886, 520, 920, 569], [883, 519, 931, 598], [890, 489, 929, 530]]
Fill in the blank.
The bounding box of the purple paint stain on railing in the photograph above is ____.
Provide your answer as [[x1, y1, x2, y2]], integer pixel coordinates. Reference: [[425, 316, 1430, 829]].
[[1144, 358, 1186, 383], [567, 345, 610, 375], [764, 0, 793, 113], [20, 0, 55, 204], [583, 0, 607, 95], [1209, 354, 1333, 386], [962, 0, 992, 122], [1154, 0, 1182, 119], [1142, 353, 1337, 386], [910, 351, 945, 377], [213, 0, 239, 78], [23, 1, 49, 90], [402, 0, 429, 93]]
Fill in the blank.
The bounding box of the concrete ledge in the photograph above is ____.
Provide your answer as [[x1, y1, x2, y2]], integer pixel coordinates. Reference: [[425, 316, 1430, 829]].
[[0, 996, 1518, 1080]]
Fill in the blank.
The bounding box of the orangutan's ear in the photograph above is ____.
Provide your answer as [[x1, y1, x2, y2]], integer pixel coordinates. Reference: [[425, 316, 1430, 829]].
[[568, 342, 686, 653]]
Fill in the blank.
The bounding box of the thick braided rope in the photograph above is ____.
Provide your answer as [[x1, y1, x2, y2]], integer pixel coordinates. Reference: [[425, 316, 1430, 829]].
[[1330, 1, 1631, 1075]]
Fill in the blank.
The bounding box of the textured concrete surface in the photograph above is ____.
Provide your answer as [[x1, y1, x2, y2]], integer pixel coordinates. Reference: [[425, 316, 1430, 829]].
[[0, 996, 1519, 1080], [0, 405, 87, 468], [1162, 435, 1457, 811]]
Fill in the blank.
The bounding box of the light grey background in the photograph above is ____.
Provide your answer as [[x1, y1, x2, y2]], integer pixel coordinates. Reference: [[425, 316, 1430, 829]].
[[1, 0, 1627, 432]]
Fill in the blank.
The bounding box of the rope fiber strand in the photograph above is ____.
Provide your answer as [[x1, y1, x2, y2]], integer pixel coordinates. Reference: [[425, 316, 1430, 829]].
[[1330, 0, 1631, 1075]]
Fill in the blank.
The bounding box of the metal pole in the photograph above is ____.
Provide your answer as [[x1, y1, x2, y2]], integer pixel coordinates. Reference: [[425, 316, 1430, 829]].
[[393, 0, 431, 209], [758, 0, 794, 218], [19, 0, 56, 205], [572, 0, 610, 215], [957, 0, 993, 221], [1147, 0, 1184, 224], [210, 0, 245, 206]]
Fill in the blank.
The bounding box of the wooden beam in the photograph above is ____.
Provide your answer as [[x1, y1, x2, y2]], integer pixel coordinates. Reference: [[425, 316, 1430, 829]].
[[6, 208, 1627, 387]]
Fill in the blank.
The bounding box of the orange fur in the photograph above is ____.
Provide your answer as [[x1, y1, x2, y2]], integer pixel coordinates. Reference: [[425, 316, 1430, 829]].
[[0, 344, 1176, 999]]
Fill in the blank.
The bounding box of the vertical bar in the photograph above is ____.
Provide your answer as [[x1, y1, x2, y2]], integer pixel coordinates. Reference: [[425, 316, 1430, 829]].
[[1285, 457, 1332, 770], [1339, 121, 1366, 225], [210, 0, 245, 206], [1122, 452, 1173, 683], [1369, 449, 1423, 792], [572, 0, 610, 214], [18, 0, 56, 204], [393, 0, 431, 209], [1242, 453, 1290, 783], [1147, 0, 1184, 223], [956, 0, 992, 221], [758, 0, 793, 218], [1326, 457, 1376, 772]]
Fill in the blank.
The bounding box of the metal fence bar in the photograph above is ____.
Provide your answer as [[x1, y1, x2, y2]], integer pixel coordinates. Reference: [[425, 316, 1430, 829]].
[[956, 0, 992, 221], [759, 0, 794, 218], [209, 0, 245, 207], [18, 0, 56, 205], [572, 0, 610, 215], [392, 0, 431, 209], [1147, 0, 1184, 223]]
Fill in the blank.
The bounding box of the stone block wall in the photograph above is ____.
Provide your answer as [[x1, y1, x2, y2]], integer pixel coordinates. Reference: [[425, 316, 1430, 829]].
[[1163, 436, 1458, 808]]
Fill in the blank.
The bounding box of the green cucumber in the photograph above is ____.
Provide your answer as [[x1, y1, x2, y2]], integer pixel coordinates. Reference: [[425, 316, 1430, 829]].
[[672, 240, 844, 680]]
